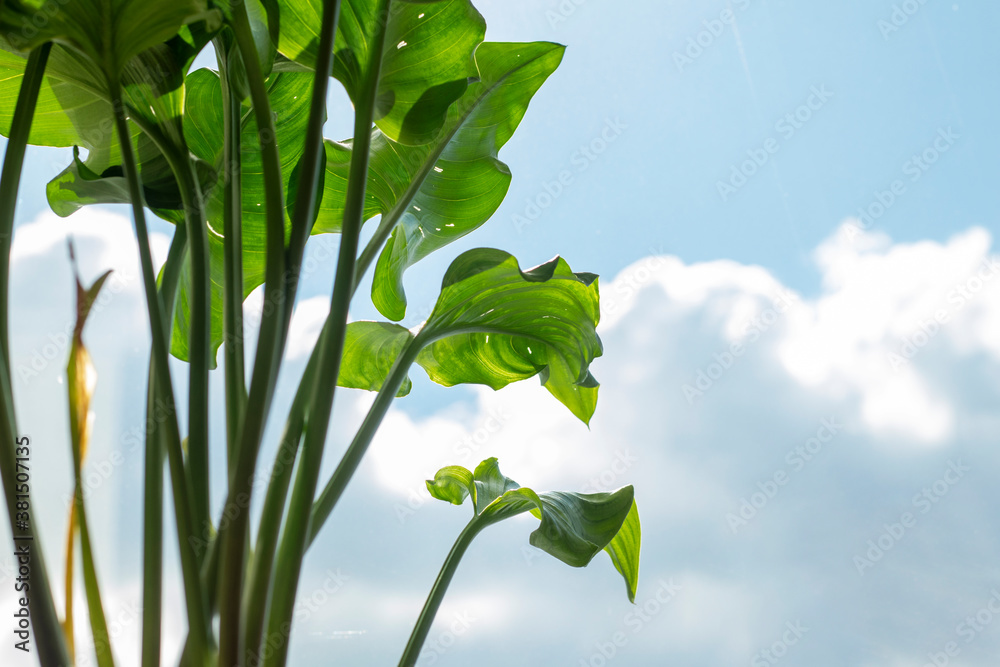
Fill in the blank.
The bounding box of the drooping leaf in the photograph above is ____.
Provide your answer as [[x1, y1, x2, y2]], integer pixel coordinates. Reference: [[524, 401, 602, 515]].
[[275, 0, 485, 144], [603, 500, 640, 603], [311, 41, 564, 320], [427, 458, 639, 596], [46, 145, 217, 218], [337, 321, 413, 396]]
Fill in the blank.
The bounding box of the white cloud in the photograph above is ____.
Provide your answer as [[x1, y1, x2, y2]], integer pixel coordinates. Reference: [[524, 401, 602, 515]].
[[8, 211, 1000, 666]]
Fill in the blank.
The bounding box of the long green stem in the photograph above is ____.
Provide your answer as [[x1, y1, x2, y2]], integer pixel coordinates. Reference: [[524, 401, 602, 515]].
[[143, 223, 188, 667], [261, 4, 390, 664], [398, 520, 489, 667], [0, 42, 72, 667], [283, 0, 342, 318], [216, 36, 248, 476], [110, 80, 211, 664], [241, 348, 317, 663], [308, 338, 420, 545], [77, 503, 115, 667], [218, 4, 289, 664], [185, 168, 213, 558]]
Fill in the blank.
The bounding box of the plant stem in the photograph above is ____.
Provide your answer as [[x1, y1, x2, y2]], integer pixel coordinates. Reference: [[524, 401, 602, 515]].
[[397, 519, 489, 667], [0, 41, 72, 667], [308, 338, 421, 545], [241, 345, 317, 662], [241, 0, 340, 653], [218, 3, 289, 664], [216, 36, 248, 476], [143, 222, 187, 667], [284, 0, 341, 312], [262, 3, 390, 664], [110, 79, 211, 664], [77, 502, 115, 667]]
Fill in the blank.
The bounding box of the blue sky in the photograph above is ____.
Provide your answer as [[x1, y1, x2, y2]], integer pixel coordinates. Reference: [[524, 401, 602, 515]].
[[2, 0, 1000, 665]]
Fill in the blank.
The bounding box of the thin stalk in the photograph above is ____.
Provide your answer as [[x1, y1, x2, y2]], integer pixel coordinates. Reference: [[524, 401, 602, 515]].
[[143, 222, 188, 667], [0, 41, 72, 667], [397, 520, 489, 667], [0, 45, 48, 366], [77, 502, 115, 667], [186, 172, 213, 558], [241, 346, 317, 662], [215, 36, 248, 475], [261, 3, 390, 664], [218, 4, 288, 664], [109, 80, 211, 663], [283, 0, 342, 321], [241, 0, 340, 652], [308, 338, 420, 545], [62, 504, 76, 661]]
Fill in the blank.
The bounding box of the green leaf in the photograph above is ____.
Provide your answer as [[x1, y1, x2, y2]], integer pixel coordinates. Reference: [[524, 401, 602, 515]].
[[328, 249, 602, 423], [171, 67, 315, 365], [276, 0, 485, 144], [426, 457, 519, 514], [426, 465, 474, 506], [46, 145, 217, 218], [427, 458, 638, 592], [1, 0, 213, 78], [603, 500, 640, 603], [337, 321, 413, 396], [0, 46, 132, 165], [371, 42, 565, 319], [417, 248, 602, 424], [310, 41, 564, 319]]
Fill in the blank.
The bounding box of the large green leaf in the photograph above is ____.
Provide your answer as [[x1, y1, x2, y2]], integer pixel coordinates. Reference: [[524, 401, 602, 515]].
[[312, 41, 564, 320], [418, 248, 602, 424], [0, 0, 212, 78], [275, 0, 484, 144], [427, 458, 639, 593], [0, 45, 132, 167], [337, 248, 603, 424]]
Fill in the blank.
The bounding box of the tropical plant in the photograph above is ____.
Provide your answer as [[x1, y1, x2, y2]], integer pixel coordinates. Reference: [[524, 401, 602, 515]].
[[0, 0, 641, 665]]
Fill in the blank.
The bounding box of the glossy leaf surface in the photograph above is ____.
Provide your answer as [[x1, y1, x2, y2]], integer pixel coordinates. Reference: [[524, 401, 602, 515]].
[[276, 0, 484, 144]]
